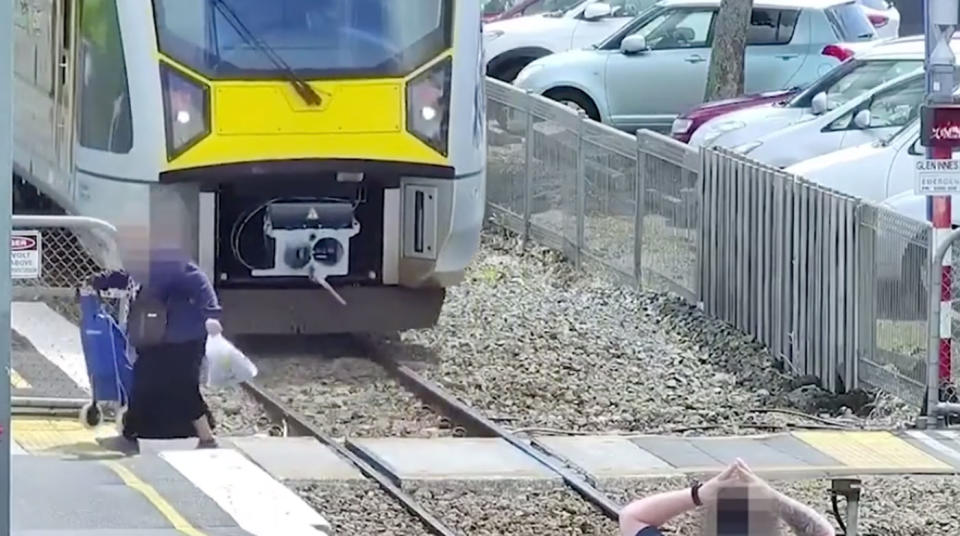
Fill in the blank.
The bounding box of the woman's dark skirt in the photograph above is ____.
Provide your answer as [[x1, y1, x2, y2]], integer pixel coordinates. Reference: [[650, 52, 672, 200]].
[[123, 338, 212, 440]]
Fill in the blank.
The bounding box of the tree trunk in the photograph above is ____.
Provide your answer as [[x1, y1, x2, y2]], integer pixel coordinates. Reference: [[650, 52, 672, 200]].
[[704, 0, 753, 102]]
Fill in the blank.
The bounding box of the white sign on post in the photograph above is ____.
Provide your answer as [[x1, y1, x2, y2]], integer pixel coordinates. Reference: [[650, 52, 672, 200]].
[[11, 230, 41, 280], [915, 158, 960, 194]]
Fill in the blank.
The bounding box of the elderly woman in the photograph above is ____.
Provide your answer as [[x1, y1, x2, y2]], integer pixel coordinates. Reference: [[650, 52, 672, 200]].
[[111, 229, 222, 452], [620, 459, 835, 536]]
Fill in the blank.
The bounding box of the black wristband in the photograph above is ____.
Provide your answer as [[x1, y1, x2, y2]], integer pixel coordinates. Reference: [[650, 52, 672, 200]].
[[691, 482, 703, 507]]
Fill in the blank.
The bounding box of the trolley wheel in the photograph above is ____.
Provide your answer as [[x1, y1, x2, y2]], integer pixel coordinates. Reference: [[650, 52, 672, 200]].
[[79, 402, 102, 428]]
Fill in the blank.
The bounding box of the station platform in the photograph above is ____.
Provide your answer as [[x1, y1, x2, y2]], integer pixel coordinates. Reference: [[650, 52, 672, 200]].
[[10, 418, 334, 536]]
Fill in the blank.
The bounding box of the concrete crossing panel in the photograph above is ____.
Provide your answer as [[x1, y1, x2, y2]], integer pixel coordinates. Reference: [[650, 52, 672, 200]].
[[629, 436, 724, 469], [230, 436, 364, 481], [534, 435, 676, 482], [348, 437, 559, 484], [687, 436, 814, 468]]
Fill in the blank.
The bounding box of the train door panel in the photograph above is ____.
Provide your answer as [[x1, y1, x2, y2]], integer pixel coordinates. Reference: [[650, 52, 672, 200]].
[[53, 0, 76, 192]]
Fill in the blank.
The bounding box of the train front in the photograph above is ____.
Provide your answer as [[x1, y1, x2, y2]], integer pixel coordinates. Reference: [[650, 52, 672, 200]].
[[150, 0, 486, 334]]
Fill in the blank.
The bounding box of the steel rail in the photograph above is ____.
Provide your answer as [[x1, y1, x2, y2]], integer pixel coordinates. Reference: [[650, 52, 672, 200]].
[[364, 339, 624, 520], [239, 380, 458, 536]]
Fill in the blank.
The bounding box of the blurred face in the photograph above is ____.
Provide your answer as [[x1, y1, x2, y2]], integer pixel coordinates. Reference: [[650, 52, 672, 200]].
[[118, 218, 188, 286], [701, 484, 780, 536]]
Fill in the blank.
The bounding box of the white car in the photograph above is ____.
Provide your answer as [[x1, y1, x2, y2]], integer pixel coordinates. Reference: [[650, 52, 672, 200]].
[[857, 0, 901, 40], [688, 35, 947, 149], [785, 119, 925, 202], [483, 0, 656, 81], [734, 70, 924, 168], [512, 0, 880, 133]]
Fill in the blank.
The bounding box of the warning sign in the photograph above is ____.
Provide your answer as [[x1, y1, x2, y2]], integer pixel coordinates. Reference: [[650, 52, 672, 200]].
[[11, 231, 41, 280]]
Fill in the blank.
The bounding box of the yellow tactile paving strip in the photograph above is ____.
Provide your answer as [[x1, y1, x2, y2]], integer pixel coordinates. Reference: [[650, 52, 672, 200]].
[[793, 431, 953, 471], [12, 417, 116, 457]]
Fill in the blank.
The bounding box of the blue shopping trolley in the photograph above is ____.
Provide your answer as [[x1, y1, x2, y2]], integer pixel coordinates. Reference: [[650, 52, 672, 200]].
[[77, 270, 136, 429]]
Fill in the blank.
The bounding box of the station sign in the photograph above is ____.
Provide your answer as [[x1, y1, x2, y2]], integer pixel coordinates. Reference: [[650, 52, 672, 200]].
[[11, 230, 41, 280]]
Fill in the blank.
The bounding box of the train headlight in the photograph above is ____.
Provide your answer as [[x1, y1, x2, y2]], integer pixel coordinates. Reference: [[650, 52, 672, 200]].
[[160, 64, 210, 160], [407, 57, 452, 156]]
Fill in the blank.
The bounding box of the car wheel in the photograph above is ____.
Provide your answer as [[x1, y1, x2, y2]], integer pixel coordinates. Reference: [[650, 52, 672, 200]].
[[490, 58, 530, 83], [543, 88, 600, 122]]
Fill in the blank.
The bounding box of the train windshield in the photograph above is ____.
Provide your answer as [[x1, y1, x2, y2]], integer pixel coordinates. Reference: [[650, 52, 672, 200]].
[[152, 0, 452, 79]]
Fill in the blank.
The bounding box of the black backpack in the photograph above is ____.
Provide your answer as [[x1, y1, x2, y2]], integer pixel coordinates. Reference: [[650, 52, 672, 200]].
[[127, 290, 168, 348]]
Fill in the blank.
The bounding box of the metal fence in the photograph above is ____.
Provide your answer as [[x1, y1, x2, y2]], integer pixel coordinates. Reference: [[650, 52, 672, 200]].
[[12, 215, 122, 324], [485, 77, 932, 405]]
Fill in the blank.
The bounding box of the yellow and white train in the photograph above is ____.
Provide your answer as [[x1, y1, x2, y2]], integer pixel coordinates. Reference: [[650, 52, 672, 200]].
[[13, 0, 486, 334]]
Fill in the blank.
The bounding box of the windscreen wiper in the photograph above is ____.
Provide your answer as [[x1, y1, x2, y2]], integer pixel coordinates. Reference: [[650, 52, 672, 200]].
[[211, 0, 323, 106]]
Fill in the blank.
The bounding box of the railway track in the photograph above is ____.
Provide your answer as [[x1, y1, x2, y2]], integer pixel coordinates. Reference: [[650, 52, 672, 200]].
[[237, 333, 625, 536]]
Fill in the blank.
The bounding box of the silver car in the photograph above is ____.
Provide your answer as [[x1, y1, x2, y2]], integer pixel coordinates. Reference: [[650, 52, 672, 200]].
[[513, 0, 879, 133]]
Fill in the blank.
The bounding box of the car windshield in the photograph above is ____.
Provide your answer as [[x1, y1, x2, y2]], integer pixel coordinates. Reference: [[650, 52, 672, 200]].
[[880, 119, 919, 146], [152, 0, 452, 79], [482, 0, 514, 16], [787, 59, 923, 110]]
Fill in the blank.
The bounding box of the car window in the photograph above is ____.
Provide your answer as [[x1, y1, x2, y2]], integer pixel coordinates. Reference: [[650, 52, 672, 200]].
[[825, 2, 876, 41], [630, 8, 715, 50], [826, 77, 924, 131], [606, 0, 652, 18], [747, 9, 799, 45], [522, 0, 581, 16], [789, 59, 923, 109]]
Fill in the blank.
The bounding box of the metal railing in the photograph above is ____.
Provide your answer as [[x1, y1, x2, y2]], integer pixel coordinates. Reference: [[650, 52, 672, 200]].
[[924, 228, 960, 424], [485, 77, 933, 405], [12, 215, 122, 324]]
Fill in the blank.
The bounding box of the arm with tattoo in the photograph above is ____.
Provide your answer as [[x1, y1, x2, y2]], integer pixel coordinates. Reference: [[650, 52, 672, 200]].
[[774, 490, 835, 536]]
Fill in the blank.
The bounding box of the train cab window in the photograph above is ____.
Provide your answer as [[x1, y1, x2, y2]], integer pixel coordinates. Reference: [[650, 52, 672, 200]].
[[152, 0, 453, 79], [77, 0, 133, 153]]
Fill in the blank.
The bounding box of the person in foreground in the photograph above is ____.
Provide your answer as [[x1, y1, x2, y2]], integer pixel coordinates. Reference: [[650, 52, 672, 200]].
[[117, 249, 223, 452], [620, 458, 835, 536]]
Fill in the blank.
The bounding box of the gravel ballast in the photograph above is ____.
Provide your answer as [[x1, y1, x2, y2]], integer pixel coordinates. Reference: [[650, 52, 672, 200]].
[[240, 336, 451, 438], [295, 480, 431, 535], [396, 230, 916, 437], [411, 482, 617, 536]]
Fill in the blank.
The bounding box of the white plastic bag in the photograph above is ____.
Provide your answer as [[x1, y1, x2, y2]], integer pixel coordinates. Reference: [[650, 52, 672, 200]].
[[202, 319, 258, 388]]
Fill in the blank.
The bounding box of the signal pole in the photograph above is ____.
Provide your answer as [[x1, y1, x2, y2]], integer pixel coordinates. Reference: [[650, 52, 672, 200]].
[[921, 0, 959, 420], [0, 0, 11, 531]]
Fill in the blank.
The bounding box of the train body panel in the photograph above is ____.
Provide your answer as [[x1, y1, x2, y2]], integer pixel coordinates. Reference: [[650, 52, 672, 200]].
[[13, 0, 486, 335]]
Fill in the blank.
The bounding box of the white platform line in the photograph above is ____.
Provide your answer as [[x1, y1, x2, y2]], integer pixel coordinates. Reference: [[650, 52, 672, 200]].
[[11, 301, 90, 393], [11, 441, 27, 456], [906, 431, 960, 464], [160, 449, 332, 536]]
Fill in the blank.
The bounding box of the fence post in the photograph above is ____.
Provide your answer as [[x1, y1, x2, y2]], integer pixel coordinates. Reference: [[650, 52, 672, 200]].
[[634, 133, 646, 288], [522, 91, 534, 250], [575, 111, 586, 269]]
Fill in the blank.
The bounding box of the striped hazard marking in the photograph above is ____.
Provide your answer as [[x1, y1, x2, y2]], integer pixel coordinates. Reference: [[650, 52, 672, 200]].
[[793, 431, 953, 471], [10, 369, 30, 389]]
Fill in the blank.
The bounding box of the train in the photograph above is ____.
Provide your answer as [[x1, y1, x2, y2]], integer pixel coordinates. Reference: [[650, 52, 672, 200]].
[[12, 0, 487, 335]]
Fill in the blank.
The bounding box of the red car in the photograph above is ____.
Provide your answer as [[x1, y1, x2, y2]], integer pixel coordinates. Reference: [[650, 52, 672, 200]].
[[670, 89, 799, 144], [671, 44, 858, 144], [482, 0, 581, 23]]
